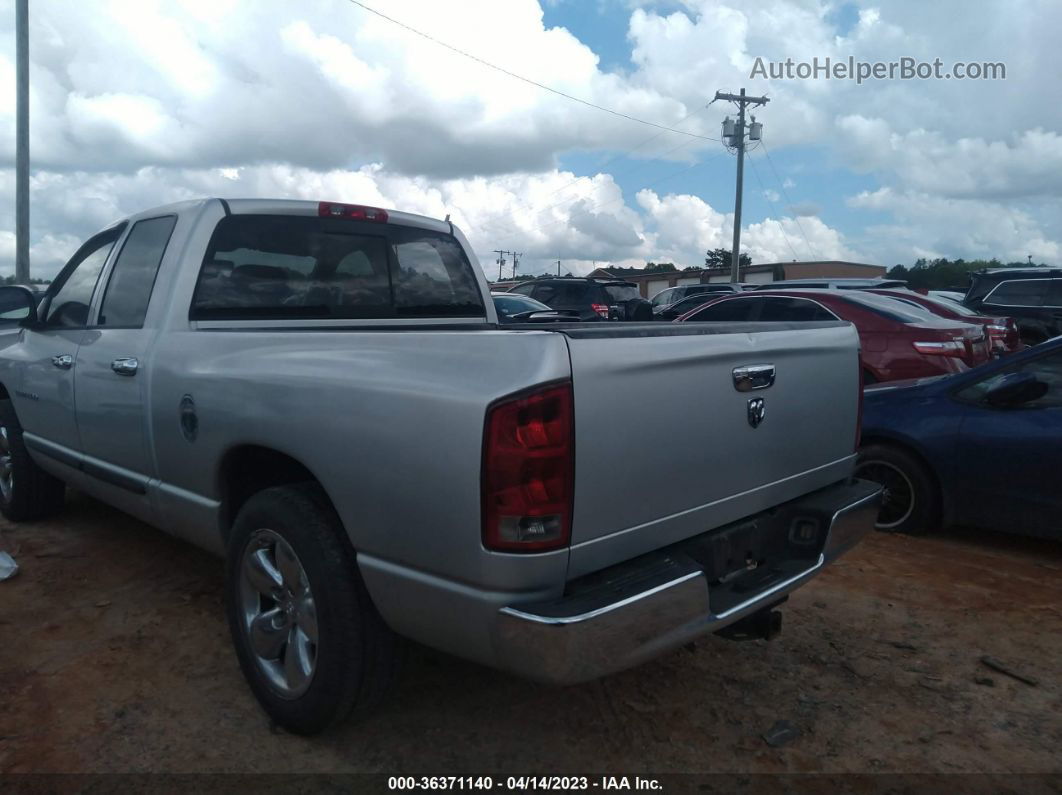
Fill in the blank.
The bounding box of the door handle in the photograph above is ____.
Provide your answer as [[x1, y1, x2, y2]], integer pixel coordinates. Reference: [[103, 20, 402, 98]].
[[732, 363, 776, 392], [111, 357, 139, 376], [51, 354, 73, 370]]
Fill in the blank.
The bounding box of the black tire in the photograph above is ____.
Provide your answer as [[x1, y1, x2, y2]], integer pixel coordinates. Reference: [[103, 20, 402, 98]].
[[0, 399, 65, 521], [225, 483, 401, 734], [855, 443, 939, 535]]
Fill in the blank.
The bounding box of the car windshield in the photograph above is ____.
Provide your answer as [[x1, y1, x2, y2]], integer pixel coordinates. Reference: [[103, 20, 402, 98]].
[[671, 294, 717, 312], [651, 290, 676, 307], [493, 293, 550, 315]]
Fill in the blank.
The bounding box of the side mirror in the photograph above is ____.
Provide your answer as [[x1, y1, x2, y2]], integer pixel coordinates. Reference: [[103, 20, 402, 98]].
[[984, 371, 1048, 407], [0, 285, 39, 328]]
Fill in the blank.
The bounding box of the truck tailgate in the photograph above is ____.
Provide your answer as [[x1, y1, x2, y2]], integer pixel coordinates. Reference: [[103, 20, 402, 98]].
[[558, 321, 861, 578]]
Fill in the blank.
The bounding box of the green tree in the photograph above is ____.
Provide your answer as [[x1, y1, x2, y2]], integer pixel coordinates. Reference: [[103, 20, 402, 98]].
[[704, 248, 752, 270]]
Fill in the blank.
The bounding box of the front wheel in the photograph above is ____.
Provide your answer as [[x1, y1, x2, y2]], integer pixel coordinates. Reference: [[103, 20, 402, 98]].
[[225, 483, 401, 734], [855, 444, 939, 535], [0, 399, 66, 521]]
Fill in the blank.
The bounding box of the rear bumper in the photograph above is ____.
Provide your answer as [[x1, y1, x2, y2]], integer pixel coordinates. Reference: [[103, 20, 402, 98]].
[[493, 478, 881, 685]]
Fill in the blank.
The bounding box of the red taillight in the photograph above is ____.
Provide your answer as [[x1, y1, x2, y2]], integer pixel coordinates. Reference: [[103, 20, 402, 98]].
[[318, 201, 389, 223], [591, 303, 609, 319], [482, 383, 574, 552], [912, 339, 965, 356]]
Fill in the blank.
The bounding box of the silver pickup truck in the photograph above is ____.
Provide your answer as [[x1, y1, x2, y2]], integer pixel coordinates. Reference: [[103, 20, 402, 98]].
[[0, 199, 879, 734]]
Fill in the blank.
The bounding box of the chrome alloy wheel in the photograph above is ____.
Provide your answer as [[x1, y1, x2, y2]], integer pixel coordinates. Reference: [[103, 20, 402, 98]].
[[855, 460, 915, 530], [0, 425, 13, 502], [238, 529, 318, 698]]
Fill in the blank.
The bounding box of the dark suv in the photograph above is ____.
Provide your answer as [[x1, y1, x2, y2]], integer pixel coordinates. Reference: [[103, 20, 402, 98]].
[[508, 278, 652, 321], [964, 269, 1062, 345]]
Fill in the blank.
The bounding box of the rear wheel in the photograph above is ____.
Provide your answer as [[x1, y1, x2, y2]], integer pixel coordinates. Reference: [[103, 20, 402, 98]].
[[225, 483, 401, 734], [0, 399, 65, 521], [855, 444, 939, 535]]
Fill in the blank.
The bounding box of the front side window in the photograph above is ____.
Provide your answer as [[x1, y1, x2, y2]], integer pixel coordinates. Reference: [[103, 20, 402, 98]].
[[190, 216, 484, 320], [956, 349, 1062, 409], [98, 216, 177, 327], [43, 227, 124, 328]]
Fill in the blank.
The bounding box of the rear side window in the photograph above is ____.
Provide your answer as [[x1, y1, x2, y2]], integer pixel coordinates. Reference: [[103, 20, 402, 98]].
[[533, 282, 587, 305], [603, 284, 639, 302], [98, 215, 177, 327], [190, 216, 484, 320], [984, 280, 1049, 308], [758, 297, 837, 322], [684, 298, 759, 322]]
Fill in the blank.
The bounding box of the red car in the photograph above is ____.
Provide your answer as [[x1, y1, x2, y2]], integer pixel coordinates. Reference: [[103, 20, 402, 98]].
[[866, 289, 1021, 355], [676, 289, 992, 383]]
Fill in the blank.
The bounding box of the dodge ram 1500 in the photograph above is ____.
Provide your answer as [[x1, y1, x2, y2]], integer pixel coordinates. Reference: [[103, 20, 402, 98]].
[[0, 198, 880, 734]]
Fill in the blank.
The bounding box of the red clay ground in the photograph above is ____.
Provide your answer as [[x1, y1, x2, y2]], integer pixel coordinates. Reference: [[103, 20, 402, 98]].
[[1, 492, 1060, 778]]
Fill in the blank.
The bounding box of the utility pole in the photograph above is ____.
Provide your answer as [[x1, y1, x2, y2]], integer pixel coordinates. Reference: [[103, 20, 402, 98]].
[[511, 251, 522, 280], [714, 89, 768, 283], [15, 0, 29, 282], [492, 250, 509, 282]]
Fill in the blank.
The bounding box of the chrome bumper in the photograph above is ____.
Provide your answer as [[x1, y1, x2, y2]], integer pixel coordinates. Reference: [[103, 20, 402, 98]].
[[494, 479, 881, 685]]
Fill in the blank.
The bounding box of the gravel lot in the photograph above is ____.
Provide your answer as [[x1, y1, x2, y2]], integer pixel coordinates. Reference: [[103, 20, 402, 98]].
[[1, 492, 1060, 778]]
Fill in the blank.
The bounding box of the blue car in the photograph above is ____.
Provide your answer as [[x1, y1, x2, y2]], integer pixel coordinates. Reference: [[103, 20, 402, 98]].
[[856, 337, 1062, 538]]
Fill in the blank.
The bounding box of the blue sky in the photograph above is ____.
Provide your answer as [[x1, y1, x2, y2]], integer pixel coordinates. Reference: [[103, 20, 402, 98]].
[[1, 0, 1060, 276]]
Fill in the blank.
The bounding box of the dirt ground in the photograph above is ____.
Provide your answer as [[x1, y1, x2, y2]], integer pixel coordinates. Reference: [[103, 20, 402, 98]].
[[1, 492, 1060, 779]]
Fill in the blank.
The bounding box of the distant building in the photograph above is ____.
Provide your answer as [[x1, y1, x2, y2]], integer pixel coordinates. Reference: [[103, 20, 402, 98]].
[[584, 261, 887, 298]]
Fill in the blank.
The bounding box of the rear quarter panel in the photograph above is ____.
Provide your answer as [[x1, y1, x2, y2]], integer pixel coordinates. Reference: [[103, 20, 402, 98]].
[[147, 327, 574, 590]]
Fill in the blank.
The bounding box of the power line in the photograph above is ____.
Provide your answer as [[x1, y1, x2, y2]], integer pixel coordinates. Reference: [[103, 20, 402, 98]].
[[488, 147, 727, 246], [472, 131, 705, 240], [344, 0, 719, 142], [474, 105, 711, 240], [747, 151, 802, 262], [760, 140, 818, 260]]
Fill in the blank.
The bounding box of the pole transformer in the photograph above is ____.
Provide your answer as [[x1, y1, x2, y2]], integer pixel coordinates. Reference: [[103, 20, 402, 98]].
[[714, 89, 768, 283]]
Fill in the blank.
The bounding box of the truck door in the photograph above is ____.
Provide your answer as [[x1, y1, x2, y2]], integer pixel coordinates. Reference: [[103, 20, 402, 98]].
[[12, 227, 124, 465], [73, 215, 177, 496]]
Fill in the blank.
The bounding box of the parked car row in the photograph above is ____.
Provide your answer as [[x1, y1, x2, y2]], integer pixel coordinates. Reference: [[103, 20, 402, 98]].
[[857, 336, 1061, 539], [507, 278, 652, 321], [675, 289, 994, 382], [494, 271, 1056, 545]]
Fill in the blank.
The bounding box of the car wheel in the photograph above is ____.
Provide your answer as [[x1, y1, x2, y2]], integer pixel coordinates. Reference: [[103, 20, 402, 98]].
[[0, 399, 66, 522], [855, 444, 939, 535], [225, 483, 401, 734]]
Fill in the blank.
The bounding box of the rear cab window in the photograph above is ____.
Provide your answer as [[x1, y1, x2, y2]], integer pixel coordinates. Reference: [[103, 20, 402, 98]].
[[190, 215, 485, 320]]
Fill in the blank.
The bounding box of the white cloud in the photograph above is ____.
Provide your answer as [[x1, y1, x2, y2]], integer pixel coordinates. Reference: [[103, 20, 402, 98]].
[[848, 187, 1061, 264], [0, 0, 1059, 274]]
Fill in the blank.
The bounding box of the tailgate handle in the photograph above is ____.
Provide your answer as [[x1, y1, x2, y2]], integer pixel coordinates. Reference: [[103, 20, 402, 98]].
[[733, 364, 775, 392]]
